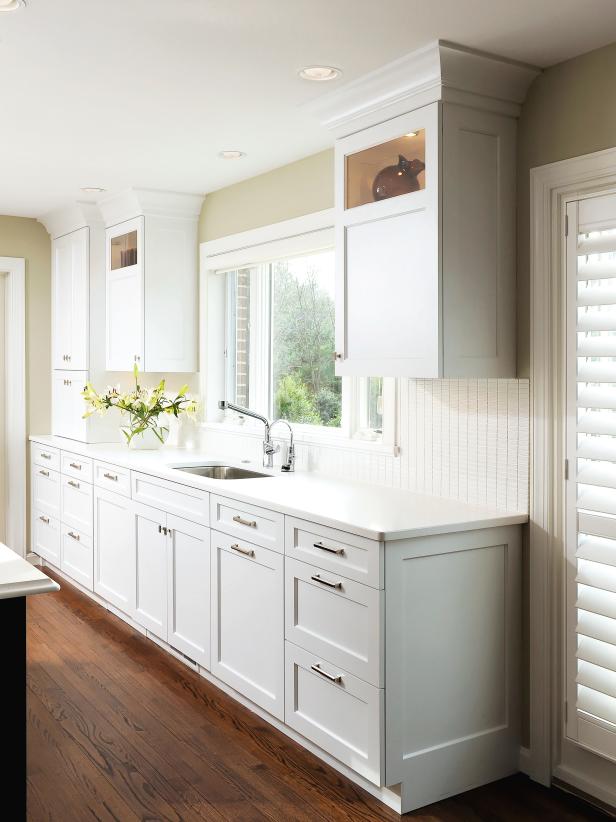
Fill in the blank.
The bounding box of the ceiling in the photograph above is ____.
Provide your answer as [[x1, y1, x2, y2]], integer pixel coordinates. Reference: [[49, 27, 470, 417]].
[[2, 0, 616, 218]]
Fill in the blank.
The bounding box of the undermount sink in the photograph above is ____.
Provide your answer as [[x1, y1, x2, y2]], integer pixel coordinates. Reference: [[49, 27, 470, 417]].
[[173, 465, 272, 480]]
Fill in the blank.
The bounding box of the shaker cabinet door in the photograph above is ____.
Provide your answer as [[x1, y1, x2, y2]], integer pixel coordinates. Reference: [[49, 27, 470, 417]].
[[93, 487, 135, 615], [106, 217, 144, 371], [52, 227, 89, 371], [134, 502, 168, 640]]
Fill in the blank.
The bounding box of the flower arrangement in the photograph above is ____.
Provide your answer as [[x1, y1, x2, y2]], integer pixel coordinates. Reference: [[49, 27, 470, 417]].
[[82, 365, 197, 448]]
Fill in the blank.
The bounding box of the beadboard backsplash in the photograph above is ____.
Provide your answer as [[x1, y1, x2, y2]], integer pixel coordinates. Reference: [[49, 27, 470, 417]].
[[201, 379, 529, 513]]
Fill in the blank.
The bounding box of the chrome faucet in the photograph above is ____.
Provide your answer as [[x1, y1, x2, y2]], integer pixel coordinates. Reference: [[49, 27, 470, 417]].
[[270, 419, 295, 472], [218, 400, 277, 468]]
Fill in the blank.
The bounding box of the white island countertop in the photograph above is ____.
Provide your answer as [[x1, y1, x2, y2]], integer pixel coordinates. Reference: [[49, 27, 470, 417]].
[[0, 542, 60, 600], [30, 435, 528, 542]]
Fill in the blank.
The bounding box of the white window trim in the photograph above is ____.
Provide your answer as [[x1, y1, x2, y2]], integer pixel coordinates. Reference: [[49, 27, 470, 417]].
[[530, 145, 616, 804], [199, 210, 398, 454]]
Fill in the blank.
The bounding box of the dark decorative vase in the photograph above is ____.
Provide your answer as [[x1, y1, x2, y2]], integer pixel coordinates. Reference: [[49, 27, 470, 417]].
[[372, 154, 425, 201]]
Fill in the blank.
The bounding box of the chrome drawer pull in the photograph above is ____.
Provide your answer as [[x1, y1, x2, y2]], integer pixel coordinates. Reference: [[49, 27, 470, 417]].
[[67, 480, 80, 489], [40, 453, 52, 460], [310, 574, 342, 589], [313, 541, 344, 556], [39, 515, 50, 524], [39, 469, 49, 477], [69, 462, 81, 470], [230, 543, 255, 557], [233, 514, 257, 528], [310, 663, 342, 684], [103, 472, 118, 481], [68, 531, 80, 541]]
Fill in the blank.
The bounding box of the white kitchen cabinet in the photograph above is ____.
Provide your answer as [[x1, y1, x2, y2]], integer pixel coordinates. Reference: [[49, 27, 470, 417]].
[[52, 227, 89, 370], [100, 189, 202, 373], [211, 529, 284, 719], [61, 474, 93, 536], [167, 514, 210, 667], [327, 44, 534, 378], [60, 524, 93, 591], [32, 510, 61, 565], [52, 371, 88, 441], [134, 502, 168, 640], [93, 485, 135, 615], [32, 466, 61, 520]]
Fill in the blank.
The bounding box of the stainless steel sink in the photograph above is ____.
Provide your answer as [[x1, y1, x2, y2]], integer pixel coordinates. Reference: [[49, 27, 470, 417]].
[[173, 465, 272, 480]]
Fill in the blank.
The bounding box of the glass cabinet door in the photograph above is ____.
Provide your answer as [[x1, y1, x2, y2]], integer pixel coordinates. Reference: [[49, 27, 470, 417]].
[[110, 229, 138, 269], [345, 129, 425, 209]]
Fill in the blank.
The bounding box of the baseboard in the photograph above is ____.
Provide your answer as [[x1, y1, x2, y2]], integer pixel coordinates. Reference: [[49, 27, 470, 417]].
[[553, 764, 616, 815]]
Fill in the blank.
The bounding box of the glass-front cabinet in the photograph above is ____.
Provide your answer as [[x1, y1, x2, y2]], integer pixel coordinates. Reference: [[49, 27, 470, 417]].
[[105, 216, 145, 371]]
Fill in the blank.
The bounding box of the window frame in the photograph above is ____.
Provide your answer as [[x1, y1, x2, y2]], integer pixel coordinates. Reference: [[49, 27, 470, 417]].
[[200, 210, 397, 452]]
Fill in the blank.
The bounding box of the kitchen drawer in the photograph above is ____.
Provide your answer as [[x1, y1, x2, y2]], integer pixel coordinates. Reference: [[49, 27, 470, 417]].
[[31, 443, 60, 472], [32, 466, 61, 519], [32, 509, 61, 566], [132, 472, 209, 526], [61, 451, 93, 483], [285, 517, 383, 588], [61, 524, 93, 590], [210, 494, 283, 553], [61, 475, 93, 535], [285, 557, 383, 687], [94, 460, 131, 497], [285, 641, 383, 786]]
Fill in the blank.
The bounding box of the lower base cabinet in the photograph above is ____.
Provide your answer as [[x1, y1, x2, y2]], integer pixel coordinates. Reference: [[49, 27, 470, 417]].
[[60, 524, 93, 590], [211, 529, 284, 720], [135, 503, 168, 640], [94, 486, 136, 614], [32, 511, 61, 565]]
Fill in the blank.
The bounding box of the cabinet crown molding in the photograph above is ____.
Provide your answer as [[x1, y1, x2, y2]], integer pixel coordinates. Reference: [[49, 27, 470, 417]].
[[97, 187, 204, 227], [38, 202, 103, 239], [305, 40, 540, 137]]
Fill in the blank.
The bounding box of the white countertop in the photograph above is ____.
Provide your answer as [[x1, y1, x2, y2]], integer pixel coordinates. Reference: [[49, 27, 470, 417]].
[[0, 542, 60, 600], [30, 435, 528, 542]]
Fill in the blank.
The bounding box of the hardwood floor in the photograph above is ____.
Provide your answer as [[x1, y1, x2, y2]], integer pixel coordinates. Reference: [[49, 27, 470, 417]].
[[27, 570, 609, 822]]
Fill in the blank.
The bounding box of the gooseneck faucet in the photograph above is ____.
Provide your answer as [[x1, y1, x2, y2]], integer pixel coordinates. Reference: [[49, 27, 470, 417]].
[[218, 400, 277, 468], [270, 419, 295, 472]]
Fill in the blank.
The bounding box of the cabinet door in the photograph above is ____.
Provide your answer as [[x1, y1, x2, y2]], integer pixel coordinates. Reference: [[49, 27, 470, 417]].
[[106, 216, 144, 371], [32, 466, 61, 519], [211, 530, 284, 719], [61, 525, 93, 591], [134, 502, 167, 640], [52, 227, 89, 370], [335, 103, 440, 377], [167, 515, 210, 668], [32, 510, 61, 565], [93, 486, 135, 615], [52, 371, 88, 441]]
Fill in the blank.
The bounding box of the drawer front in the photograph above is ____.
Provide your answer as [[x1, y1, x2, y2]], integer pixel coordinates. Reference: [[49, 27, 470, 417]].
[[94, 460, 131, 497], [32, 466, 61, 519], [132, 472, 209, 526], [61, 451, 93, 483], [210, 494, 283, 553], [32, 509, 61, 565], [285, 557, 383, 687], [285, 641, 383, 786], [61, 524, 93, 590], [61, 476, 93, 535], [32, 443, 60, 472], [285, 517, 383, 588]]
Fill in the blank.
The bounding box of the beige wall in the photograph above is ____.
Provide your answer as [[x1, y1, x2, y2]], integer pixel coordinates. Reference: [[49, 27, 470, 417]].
[[199, 149, 334, 242], [0, 216, 51, 435], [517, 41, 616, 376]]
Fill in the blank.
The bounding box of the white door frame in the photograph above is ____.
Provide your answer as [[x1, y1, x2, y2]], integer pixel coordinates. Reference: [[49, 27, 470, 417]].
[[0, 257, 26, 556], [529, 147, 616, 786]]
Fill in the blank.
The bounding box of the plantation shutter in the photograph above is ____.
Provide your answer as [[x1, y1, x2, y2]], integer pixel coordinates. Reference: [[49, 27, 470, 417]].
[[568, 195, 616, 762]]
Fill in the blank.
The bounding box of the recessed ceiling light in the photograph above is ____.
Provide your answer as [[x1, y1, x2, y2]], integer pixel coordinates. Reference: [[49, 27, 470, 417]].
[[298, 65, 342, 82], [0, 0, 25, 11], [219, 150, 245, 160], [405, 132, 418, 138], [81, 186, 106, 193]]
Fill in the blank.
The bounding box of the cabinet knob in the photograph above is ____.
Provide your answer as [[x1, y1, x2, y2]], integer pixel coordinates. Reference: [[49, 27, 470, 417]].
[[333, 352, 343, 361]]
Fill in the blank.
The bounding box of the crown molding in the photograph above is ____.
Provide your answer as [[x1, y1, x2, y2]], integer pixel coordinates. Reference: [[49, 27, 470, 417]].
[[97, 187, 204, 227], [38, 201, 103, 239], [304, 40, 541, 137]]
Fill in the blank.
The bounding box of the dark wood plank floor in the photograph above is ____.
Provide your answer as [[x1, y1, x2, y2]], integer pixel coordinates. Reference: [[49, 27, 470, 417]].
[[27, 570, 610, 822]]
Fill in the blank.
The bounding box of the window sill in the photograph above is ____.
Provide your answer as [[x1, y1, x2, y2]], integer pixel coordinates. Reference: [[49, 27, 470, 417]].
[[200, 421, 399, 457]]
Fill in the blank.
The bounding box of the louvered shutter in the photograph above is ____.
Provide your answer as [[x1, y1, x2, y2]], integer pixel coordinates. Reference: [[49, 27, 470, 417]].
[[569, 202, 616, 761]]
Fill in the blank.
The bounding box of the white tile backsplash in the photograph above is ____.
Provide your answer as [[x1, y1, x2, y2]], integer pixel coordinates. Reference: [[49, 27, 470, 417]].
[[201, 379, 529, 513]]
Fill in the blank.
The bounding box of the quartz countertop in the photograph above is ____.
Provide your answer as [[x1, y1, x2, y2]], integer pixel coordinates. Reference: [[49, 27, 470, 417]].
[[0, 542, 60, 600], [30, 435, 528, 542]]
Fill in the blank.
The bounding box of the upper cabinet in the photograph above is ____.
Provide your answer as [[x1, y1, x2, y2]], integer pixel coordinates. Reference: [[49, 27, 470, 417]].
[[310, 41, 540, 378], [52, 226, 89, 370], [99, 189, 203, 373]]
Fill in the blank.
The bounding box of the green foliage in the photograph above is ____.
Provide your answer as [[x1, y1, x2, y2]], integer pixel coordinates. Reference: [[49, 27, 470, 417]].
[[274, 374, 321, 425]]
